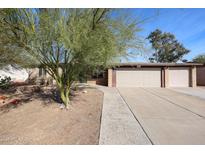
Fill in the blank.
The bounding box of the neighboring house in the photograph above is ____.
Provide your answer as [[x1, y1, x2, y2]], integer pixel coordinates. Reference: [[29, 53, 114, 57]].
[[196, 65, 205, 86], [0, 65, 51, 84], [0, 65, 29, 82], [107, 63, 203, 88]]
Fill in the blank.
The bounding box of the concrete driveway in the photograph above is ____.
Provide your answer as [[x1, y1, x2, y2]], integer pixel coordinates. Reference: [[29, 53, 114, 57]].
[[117, 87, 205, 144], [170, 87, 205, 100]]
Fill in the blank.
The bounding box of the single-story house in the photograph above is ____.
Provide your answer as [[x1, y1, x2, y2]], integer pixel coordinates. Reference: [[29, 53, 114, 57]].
[[1, 63, 205, 87], [107, 63, 204, 88]]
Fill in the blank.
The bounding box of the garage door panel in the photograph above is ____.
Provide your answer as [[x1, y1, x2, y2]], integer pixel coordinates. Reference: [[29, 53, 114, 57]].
[[169, 67, 189, 87], [116, 68, 161, 87]]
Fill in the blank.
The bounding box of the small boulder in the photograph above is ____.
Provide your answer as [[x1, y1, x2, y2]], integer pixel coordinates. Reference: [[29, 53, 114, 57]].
[[82, 90, 87, 93]]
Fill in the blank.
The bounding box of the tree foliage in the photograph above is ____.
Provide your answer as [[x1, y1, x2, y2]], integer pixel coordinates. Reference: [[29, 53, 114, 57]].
[[192, 54, 205, 63], [0, 8, 143, 108], [0, 9, 38, 68], [147, 29, 190, 63]]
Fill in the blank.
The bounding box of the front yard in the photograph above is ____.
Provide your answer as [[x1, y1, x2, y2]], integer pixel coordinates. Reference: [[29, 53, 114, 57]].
[[0, 85, 103, 144]]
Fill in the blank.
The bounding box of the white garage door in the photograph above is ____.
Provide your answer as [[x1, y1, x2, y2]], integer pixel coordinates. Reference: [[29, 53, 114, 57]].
[[169, 67, 189, 87], [116, 68, 161, 87]]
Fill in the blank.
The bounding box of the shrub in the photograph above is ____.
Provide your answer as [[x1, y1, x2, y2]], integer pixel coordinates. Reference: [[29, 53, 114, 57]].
[[0, 76, 11, 90]]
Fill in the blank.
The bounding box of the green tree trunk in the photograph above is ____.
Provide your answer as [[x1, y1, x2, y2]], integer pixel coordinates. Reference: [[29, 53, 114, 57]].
[[57, 81, 70, 108], [60, 88, 70, 108]]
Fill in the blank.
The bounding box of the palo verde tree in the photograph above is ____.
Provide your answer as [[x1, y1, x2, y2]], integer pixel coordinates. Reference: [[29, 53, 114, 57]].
[[0, 9, 38, 68], [0, 8, 143, 108], [147, 29, 190, 63]]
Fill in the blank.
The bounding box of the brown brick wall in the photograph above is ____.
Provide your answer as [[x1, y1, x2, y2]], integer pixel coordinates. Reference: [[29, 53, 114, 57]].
[[108, 69, 113, 87], [190, 66, 197, 87], [87, 78, 107, 86]]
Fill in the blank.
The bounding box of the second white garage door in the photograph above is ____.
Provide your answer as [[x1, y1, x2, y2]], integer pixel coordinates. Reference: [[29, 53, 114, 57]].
[[116, 68, 161, 87], [168, 67, 189, 87]]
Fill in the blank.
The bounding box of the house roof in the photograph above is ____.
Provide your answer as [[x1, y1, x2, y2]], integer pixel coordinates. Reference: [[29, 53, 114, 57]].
[[113, 62, 204, 68]]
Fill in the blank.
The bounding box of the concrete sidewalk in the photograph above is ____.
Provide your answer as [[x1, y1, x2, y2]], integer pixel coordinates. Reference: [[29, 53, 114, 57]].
[[98, 86, 151, 145]]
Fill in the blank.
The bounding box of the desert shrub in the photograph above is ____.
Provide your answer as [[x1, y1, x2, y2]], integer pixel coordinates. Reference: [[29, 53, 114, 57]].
[[0, 76, 11, 90]]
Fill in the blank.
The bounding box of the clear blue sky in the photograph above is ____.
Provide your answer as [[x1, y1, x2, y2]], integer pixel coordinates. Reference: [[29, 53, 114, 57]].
[[125, 8, 205, 62]]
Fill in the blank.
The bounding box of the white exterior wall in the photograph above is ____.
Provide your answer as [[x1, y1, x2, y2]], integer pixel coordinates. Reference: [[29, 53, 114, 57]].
[[0, 65, 29, 82]]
